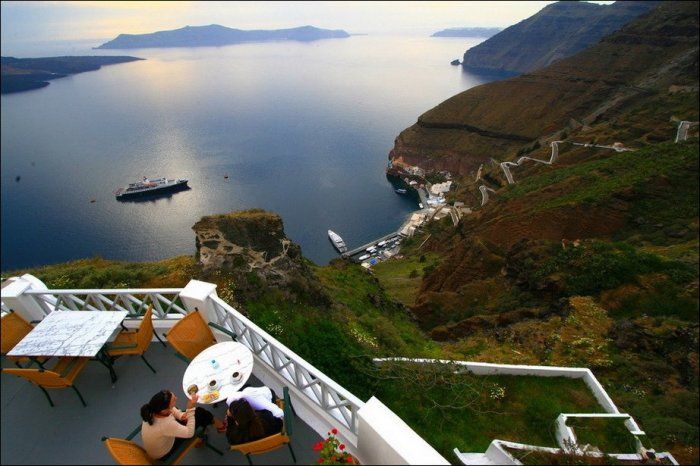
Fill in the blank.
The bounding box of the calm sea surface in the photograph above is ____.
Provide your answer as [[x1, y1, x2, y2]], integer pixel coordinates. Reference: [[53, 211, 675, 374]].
[[1, 36, 498, 271]]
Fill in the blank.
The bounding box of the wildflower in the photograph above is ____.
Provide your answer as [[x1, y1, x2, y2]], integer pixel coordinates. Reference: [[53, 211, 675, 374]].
[[313, 442, 323, 451], [339, 444, 345, 450], [331, 428, 338, 435]]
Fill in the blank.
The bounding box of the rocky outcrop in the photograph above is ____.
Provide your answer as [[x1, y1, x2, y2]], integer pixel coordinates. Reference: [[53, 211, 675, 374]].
[[192, 209, 309, 284], [461, 1, 659, 75]]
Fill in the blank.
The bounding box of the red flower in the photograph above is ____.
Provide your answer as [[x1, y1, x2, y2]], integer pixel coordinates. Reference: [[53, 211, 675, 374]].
[[331, 428, 338, 435], [346, 456, 354, 463], [313, 442, 323, 451], [339, 444, 345, 450], [317, 459, 323, 464]]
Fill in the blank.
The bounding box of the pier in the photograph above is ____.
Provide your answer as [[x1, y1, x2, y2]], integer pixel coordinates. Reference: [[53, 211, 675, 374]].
[[342, 231, 403, 259]]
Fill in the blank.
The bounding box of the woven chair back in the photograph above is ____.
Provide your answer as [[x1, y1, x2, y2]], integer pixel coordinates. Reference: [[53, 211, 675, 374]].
[[137, 306, 154, 353], [103, 438, 155, 465], [1, 312, 34, 354], [230, 393, 292, 455], [2, 367, 69, 388], [3, 357, 87, 388], [166, 310, 216, 360]]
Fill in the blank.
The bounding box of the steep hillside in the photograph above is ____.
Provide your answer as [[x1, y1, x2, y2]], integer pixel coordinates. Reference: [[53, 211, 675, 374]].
[[462, 1, 658, 75], [388, 1, 698, 176]]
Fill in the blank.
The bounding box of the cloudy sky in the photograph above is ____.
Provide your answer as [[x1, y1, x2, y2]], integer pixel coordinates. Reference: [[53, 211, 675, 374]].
[[1, 1, 613, 53]]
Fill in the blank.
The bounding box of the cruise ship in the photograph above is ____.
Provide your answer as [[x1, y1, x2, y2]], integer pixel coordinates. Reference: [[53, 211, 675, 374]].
[[114, 177, 188, 199], [327, 229, 347, 253]]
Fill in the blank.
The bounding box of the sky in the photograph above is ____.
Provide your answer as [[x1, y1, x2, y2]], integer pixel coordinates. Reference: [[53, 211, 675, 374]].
[[1, 1, 614, 53]]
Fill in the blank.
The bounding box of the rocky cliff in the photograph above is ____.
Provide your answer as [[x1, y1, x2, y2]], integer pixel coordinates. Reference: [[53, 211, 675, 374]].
[[388, 1, 698, 178], [192, 209, 315, 288], [461, 1, 659, 75]]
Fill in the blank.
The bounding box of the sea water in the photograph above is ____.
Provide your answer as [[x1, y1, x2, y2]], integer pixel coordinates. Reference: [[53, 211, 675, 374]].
[[1, 35, 502, 271]]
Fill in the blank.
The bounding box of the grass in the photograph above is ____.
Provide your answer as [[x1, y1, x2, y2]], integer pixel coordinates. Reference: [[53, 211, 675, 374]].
[[374, 361, 604, 461], [567, 417, 638, 453], [313, 261, 440, 358], [371, 252, 441, 306], [498, 141, 698, 213]]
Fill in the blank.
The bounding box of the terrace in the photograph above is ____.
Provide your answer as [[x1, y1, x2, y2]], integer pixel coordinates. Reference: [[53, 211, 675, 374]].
[[1, 275, 680, 465], [1, 275, 447, 465]]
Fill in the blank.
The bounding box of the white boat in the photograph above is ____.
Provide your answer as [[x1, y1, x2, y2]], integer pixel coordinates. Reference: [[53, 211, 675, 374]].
[[114, 177, 188, 199], [366, 246, 377, 253], [358, 254, 370, 261], [328, 230, 347, 253]]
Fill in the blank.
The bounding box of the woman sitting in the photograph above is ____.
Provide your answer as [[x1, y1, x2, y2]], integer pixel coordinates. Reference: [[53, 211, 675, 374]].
[[226, 385, 283, 419], [226, 398, 283, 446], [140, 389, 224, 460]]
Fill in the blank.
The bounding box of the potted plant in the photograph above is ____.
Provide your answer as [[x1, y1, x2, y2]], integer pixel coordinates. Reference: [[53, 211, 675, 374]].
[[313, 428, 358, 464]]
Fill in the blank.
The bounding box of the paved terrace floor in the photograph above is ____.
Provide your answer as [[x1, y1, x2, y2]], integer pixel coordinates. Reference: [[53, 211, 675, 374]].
[[1, 343, 322, 465]]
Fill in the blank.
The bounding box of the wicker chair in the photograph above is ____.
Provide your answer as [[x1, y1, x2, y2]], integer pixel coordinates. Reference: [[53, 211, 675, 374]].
[[102, 424, 223, 465], [230, 386, 297, 465], [164, 309, 217, 362], [2, 357, 89, 407], [0, 310, 47, 368], [105, 306, 157, 373]]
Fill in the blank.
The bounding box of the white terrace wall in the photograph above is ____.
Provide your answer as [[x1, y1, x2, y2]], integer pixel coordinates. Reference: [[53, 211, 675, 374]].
[[374, 359, 643, 432], [357, 397, 450, 465]]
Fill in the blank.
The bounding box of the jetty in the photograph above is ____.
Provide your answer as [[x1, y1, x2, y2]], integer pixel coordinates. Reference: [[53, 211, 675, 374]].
[[342, 231, 402, 259]]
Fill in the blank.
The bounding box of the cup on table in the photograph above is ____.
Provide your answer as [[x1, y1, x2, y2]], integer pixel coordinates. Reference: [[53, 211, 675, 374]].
[[208, 379, 218, 391]]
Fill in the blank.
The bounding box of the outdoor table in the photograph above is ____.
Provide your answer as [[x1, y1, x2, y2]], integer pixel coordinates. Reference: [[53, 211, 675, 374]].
[[7, 310, 128, 382], [182, 341, 254, 405]]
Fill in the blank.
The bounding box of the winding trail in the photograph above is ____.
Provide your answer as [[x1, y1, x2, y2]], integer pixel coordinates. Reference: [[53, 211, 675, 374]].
[[499, 141, 562, 185]]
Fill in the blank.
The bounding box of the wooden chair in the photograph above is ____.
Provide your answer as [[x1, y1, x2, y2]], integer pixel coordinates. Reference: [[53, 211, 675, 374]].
[[102, 424, 223, 465], [2, 357, 89, 407], [105, 306, 157, 373], [230, 386, 297, 465], [164, 309, 217, 362], [0, 310, 47, 369]]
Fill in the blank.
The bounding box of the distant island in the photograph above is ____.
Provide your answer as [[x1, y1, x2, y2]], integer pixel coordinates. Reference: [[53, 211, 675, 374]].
[[431, 27, 502, 38], [96, 24, 351, 49], [1, 56, 144, 94]]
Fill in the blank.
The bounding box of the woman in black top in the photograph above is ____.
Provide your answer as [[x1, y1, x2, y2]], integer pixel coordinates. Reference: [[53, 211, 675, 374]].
[[226, 398, 283, 445]]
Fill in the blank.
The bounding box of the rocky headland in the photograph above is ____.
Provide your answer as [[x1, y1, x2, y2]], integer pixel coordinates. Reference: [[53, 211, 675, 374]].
[[0, 56, 144, 94]]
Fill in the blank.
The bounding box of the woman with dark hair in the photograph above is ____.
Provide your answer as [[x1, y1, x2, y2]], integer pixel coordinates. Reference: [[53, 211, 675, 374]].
[[140, 389, 224, 460], [226, 398, 283, 445]]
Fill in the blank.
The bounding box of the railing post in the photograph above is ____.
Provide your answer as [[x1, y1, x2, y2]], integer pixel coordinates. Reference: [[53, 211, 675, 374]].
[[1, 274, 52, 322], [178, 280, 219, 322]]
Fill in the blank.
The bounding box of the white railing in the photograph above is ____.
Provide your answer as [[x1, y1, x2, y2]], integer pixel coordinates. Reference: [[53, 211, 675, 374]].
[[23, 289, 187, 318], [208, 295, 365, 435], [5, 284, 365, 435]]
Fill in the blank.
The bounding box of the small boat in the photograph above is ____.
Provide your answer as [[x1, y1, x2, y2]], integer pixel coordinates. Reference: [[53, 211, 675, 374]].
[[358, 254, 370, 261], [328, 230, 347, 253], [114, 177, 188, 199], [395, 188, 407, 194], [365, 246, 377, 253]]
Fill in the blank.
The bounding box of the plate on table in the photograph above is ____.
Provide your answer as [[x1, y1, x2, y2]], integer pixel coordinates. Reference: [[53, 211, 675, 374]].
[[201, 391, 219, 403]]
